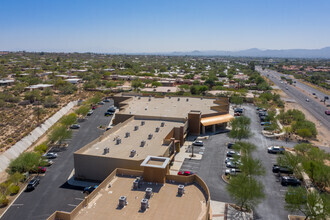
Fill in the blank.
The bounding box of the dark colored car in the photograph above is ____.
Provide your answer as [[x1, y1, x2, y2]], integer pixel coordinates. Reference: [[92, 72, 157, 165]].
[[268, 146, 285, 154], [107, 107, 116, 112], [281, 176, 301, 186], [272, 165, 293, 174], [103, 99, 110, 102], [234, 108, 243, 113], [70, 124, 80, 129], [26, 178, 40, 191], [227, 142, 234, 149], [325, 110, 330, 115], [83, 185, 98, 194], [178, 171, 194, 176], [98, 101, 105, 105], [260, 121, 271, 126], [226, 150, 240, 158], [104, 112, 113, 116]]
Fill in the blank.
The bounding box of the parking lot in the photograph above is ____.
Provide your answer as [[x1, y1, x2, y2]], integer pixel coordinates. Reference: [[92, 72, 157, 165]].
[[179, 104, 299, 219], [2, 100, 114, 220]]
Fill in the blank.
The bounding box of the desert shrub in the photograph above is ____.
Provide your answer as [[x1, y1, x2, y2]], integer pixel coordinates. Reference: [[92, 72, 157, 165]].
[[34, 143, 48, 154], [8, 184, 19, 195]]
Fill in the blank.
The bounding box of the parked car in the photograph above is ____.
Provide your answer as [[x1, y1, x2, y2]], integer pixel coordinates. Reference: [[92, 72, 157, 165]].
[[87, 110, 94, 116], [268, 146, 285, 154], [192, 140, 203, 146], [227, 142, 234, 149], [98, 101, 105, 105], [225, 157, 240, 164], [259, 116, 267, 121], [103, 99, 110, 102], [226, 161, 240, 168], [272, 165, 293, 174], [26, 177, 40, 191], [281, 176, 301, 186], [92, 106, 96, 110], [83, 185, 98, 194], [234, 108, 243, 113], [38, 166, 46, 173], [260, 121, 271, 126], [306, 99, 309, 102], [312, 93, 316, 95], [43, 159, 53, 166], [225, 168, 241, 176], [178, 171, 194, 176], [104, 112, 113, 116], [107, 107, 116, 112], [325, 110, 330, 115], [42, 152, 57, 159], [226, 151, 240, 157], [70, 124, 80, 129], [234, 112, 241, 116]]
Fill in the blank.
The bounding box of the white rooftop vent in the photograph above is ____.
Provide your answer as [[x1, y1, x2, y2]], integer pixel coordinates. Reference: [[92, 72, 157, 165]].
[[178, 185, 185, 196], [103, 147, 109, 155], [140, 140, 146, 147], [130, 150, 136, 157], [145, 188, 152, 199], [116, 138, 121, 145], [155, 127, 160, 132], [134, 125, 139, 131], [141, 199, 149, 211], [119, 196, 127, 207], [125, 132, 130, 138], [148, 134, 153, 139], [141, 121, 145, 126], [160, 122, 165, 127]]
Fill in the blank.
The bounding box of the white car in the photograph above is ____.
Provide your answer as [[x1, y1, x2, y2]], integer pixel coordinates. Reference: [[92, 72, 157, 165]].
[[225, 168, 241, 176], [192, 140, 204, 146]]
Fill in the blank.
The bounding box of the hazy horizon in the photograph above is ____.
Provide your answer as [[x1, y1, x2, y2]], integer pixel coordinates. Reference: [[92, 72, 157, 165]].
[[1, 0, 330, 53]]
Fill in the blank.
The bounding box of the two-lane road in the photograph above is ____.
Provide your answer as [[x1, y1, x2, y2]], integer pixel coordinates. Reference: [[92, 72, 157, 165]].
[[256, 67, 330, 132]]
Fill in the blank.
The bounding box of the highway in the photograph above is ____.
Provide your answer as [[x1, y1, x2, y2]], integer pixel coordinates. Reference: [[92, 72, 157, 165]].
[[256, 66, 330, 132]]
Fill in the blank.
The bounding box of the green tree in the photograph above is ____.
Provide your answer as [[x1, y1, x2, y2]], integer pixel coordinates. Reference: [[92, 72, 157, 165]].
[[227, 175, 265, 211], [7, 152, 41, 174], [233, 142, 256, 156], [285, 187, 330, 220], [151, 81, 162, 87], [60, 113, 77, 126], [230, 94, 243, 106], [239, 156, 265, 177], [131, 80, 143, 89], [277, 152, 301, 175], [75, 105, 90, 117], [8, 172, 24, 186], [228, 116, 252, 141], [48, 125, 72, 145], [297, 128, 313, 140]]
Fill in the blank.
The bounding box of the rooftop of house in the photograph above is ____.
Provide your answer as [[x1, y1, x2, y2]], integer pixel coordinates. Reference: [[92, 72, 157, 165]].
[[72, 173, 208, 220], [80, 118, 184, 160], [120, 96, 218, 118]]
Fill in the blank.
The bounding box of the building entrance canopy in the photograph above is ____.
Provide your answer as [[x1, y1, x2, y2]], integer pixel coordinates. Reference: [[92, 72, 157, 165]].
[[200, 114, 234, 126]]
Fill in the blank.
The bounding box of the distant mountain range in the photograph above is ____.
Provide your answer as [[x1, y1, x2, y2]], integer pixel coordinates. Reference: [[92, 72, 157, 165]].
[[155, 47, 330, 58]]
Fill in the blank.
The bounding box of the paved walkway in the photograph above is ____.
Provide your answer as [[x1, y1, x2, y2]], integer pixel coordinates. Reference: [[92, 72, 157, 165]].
[[210, 200, 226, 220]]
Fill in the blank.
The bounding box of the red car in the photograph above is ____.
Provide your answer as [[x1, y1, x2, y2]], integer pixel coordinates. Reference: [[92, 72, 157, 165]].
[[178, 171, 194, 176], [92, 106, 96, 110], [325, 110, 330, 115], [38, 166, 46, 173]]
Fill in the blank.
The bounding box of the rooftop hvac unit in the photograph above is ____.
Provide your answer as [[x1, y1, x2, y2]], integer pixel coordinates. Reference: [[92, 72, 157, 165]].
[[116, 138, 121, 145], [141, 121, 145, 126], [133, 177, 141, 189], [177, 98, 180, 101], [148, 134, 153, 139], [145, 188, 152, 199], [125, 132, 130, 138], [160, 122, 165, 127], [138, 96, 141, 99], [186, 98, 189, 102], [119, 196, 127, 208], [130, 150, 136, 157], [141, 199, 149, 211], [140, 140, 146, 147], [178, 185, 185, 196], [103, 147, 109, 155], [155, 127, 160, 132], [134, 125, 139, 131]]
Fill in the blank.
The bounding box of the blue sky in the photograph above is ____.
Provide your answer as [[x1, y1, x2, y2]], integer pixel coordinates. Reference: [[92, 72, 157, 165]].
[[1, 0, 330, 52]]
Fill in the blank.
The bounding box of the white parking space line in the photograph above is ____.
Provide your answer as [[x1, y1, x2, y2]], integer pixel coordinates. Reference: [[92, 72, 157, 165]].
[[280, 189, 287, 192], [11, 204, 24, 206], [75, 198, 84, 201], [68, 204, 77, 207]]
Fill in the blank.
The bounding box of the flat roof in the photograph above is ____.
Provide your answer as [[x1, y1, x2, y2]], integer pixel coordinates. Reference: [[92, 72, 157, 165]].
[[120, 96, 218, 118], [73, 175, 207, 220], [82, 119, 183, 160], [140, 156, 170, 168]]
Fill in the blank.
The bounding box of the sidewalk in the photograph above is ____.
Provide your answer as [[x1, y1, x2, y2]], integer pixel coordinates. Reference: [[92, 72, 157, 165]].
[[210, 200, 226, 220], [170, 140, 203, 175]]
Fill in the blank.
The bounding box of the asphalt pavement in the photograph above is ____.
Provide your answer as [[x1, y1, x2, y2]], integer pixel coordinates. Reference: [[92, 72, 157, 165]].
[[256, 66, 330, 132], [1, 101, 113, 220]]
